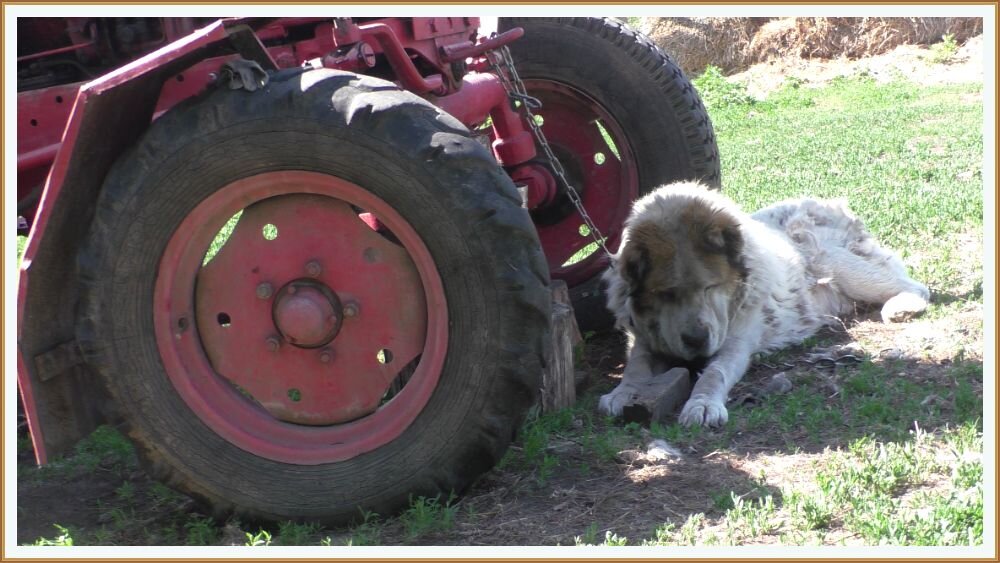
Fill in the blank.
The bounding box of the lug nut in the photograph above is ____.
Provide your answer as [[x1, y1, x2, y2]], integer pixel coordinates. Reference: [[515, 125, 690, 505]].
[[256, 282, 273, 300], [305, 260, 322, 278], [265, 336, 281, 352], [319, 349, 333, 363], [343, 302, 359, 318]]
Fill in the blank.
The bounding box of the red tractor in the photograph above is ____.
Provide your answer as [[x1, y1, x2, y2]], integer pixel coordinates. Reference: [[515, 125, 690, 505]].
[[17, 16, 718, 523]]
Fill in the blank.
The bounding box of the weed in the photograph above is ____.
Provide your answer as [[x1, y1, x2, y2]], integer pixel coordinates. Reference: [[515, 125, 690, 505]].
[[17, 235, 27, 266], [710, 490, 737, 511], [678, 513, 705, 545], [29, 524, 75, 546], [106, 506, 131, 530], [399, 494, 457, 539], [725, 493, 779, 539], [115, 481, 136, 504], [184, 514, 219, 546], [345, 509, 383, 546], [693, 65, 756, 108], [537, 454, 559, 486], [42, 425, 136, 476], [244, 528, 272, 547], [927, 33, 959, 64], [574, 522, 600, 546], [148, 482, 183, 506], [644, 522, 676, 546], [601, 531, 629, 546], [786, 490, 833, 531], [276, 521, 321, 546]]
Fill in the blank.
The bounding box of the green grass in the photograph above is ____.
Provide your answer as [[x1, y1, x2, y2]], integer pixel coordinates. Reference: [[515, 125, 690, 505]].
[[638, 423, 981, 547], [693, 65, 984, 322], [30, 425, 137, 481]]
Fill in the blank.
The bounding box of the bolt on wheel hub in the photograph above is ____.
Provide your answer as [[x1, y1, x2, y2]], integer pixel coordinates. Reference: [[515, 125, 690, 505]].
[[272, 280, 343, 348]]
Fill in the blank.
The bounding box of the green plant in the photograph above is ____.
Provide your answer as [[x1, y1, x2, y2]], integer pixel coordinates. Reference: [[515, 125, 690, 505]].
[[927, 33, 959, 64], [184, 514, 219, 546], [574, 522, 600, 545], [692, 65, 755, 108], [29, 524, 75, 546], [245, 528, 272, 547], [345, 509, 383, 546], [678, 513, 705, 545], [399, 494, 458, 539], [115, 481, 136, 504], [148, 482, 183, 506], [276, 521, 321, 546], [725, 493, 778, 539], [601, 530, 629, 546]]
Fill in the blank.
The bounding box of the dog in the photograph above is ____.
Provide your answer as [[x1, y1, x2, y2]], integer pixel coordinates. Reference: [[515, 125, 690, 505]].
[[598, 181, 930, 427]]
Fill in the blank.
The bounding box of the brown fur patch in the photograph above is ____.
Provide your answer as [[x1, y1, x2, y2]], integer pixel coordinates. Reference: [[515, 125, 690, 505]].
[[622, 199, 746, 312]]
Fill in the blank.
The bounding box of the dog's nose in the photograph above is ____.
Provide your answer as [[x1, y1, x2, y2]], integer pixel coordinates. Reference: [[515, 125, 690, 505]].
[[681, 328, 709, 352]]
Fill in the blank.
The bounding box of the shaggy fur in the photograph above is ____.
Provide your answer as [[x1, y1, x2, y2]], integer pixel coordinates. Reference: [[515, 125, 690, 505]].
[[599, 181, 930, 427]]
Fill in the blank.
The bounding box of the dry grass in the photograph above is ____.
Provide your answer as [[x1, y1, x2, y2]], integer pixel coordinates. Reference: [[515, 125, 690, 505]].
[[642, 17, 769, 75], [638, 17, 983, 76]]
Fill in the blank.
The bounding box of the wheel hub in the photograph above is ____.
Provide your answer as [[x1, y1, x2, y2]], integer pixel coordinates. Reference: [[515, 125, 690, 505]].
[[178, 180, 433, 429], [272, 280, 343, 348]]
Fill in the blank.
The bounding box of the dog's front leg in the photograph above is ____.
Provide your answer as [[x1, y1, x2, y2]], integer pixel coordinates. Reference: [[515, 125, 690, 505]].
[[678, 335, 757, 427], [598, 339, 656, 417]]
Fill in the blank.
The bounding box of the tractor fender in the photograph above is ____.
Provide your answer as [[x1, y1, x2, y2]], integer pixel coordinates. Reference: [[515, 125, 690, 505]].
[[17, 19, 276, 464]]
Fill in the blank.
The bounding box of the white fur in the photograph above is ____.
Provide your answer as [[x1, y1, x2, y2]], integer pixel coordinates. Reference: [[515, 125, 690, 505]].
[[599, 182, 930, 427]]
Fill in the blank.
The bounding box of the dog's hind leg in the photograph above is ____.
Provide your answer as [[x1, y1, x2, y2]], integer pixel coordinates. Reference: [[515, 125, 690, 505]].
[[820, 244, 930, 323]]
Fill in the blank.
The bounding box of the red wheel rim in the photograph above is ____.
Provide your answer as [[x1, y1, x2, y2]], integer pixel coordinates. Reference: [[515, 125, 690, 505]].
[[520, 80, 639, 285], [153, 171, 448, 464]]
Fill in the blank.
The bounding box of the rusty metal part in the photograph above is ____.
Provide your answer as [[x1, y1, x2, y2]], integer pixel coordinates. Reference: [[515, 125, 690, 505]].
[[271, 279, 343, 348], [256, 282, 273, 300]]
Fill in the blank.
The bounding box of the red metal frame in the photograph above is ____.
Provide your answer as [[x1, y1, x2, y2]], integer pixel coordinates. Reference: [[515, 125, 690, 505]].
[[16, 17, 540, 225]]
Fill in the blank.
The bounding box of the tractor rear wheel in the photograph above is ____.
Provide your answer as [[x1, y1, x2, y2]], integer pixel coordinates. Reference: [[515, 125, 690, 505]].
[[76, 68, 549, 523], [498, 17, 721, 331]]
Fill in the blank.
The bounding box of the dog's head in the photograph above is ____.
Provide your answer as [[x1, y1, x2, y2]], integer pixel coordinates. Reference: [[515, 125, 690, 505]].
[[606, 182, 749, 361]]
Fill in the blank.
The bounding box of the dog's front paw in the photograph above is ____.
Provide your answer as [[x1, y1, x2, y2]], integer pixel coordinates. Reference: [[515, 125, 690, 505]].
[[881, 291, 929, 323], [678, 395, 728, 427], [598, 384, 638, 417]]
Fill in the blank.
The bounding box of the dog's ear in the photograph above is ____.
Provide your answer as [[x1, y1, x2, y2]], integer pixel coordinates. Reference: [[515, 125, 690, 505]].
[[703, 222, 739, 254], [619, 241, 650, 296], [711, 224, 748, 278]]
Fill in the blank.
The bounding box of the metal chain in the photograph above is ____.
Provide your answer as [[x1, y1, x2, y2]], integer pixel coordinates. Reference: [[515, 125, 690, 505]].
[[488, 45, 617, 263]]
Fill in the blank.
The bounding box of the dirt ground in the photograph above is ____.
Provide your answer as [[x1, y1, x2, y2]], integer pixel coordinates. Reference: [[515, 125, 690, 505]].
[[730, 34, 983, 99], [16, 36, 985, 547]]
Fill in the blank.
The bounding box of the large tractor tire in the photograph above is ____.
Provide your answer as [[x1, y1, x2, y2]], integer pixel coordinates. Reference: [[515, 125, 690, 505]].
[[498, 17, 721, 331], [76, 68, 550, 523]]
